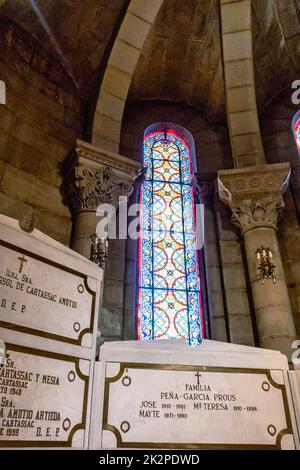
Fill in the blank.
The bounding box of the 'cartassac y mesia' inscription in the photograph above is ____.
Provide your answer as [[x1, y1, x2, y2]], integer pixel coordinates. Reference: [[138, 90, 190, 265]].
[[0, 346, 89, 446], [0, 243, 94, 345], [103, 364, 294, 449]]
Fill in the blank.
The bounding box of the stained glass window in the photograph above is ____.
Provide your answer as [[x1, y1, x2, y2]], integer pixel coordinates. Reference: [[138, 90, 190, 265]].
[[138, 130, 203, 346], [294, 117, 300, 152]]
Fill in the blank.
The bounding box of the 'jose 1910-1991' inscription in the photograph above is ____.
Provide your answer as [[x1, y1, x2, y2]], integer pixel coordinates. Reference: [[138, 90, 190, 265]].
[[138, 371, 254, 419], [103, 364, 291, 448]]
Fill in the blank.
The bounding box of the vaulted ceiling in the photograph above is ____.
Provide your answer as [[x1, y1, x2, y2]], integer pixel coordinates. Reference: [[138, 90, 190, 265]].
[[252, 0, 300, 112], [0, 0, 300, 121], [0, 0, 127, 96], [128, 0, 225, 123]]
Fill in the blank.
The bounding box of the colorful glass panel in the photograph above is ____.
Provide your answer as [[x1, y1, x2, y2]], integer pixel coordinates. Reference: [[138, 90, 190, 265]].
[[294, 118, 300, 151], [138, 130, 203, 346]]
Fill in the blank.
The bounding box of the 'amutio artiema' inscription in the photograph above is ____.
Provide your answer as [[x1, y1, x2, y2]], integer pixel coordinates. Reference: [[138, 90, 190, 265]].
[[0, 242, 95, 346], [0, 345, 90, 447], [102, 363, 294, 450]]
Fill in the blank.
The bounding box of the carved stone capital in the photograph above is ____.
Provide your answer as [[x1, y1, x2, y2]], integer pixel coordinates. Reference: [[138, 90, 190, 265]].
[[217, 163, 291, 234], [61, 139, 141, 214], [191, 173, 216, 201]]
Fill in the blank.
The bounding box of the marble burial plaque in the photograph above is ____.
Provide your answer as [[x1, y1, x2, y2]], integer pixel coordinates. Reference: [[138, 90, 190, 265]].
[[102, 363, 295, 450], [0, 241, 96, 347], [0, 340, 5, 366], [0, 344, 91, 447]]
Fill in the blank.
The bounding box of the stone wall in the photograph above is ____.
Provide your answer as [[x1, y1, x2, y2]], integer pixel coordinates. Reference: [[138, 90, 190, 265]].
[[0, 17, 81, 244]]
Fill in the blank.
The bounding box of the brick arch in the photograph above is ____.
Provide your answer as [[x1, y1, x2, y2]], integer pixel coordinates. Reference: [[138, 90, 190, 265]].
[[91, 0, 164, 153]]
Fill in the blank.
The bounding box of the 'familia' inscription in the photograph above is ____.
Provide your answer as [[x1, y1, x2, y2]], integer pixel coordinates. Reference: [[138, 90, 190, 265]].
[[139, 372, 238, 419]]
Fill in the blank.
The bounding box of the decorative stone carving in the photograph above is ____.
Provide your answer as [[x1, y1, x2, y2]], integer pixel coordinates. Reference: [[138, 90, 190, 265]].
[[218, 163, 291, 234], [230, 199, 285, 233], [61, 139, 140, 214]]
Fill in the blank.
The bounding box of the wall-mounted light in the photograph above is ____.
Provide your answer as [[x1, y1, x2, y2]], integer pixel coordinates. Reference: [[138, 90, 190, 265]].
[[256, 247, 276, 285], [90, 233, 108, 269]]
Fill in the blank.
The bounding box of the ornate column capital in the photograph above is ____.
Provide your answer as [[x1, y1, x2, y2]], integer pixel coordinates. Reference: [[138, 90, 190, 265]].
[[61, 139, 141, 215], [191, 172, 216, 202], [217, 163, 291, 234]]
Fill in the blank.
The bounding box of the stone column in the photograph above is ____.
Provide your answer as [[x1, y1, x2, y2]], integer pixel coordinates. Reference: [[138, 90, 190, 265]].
[[61, 139, 140, 348], [193, 174, 213, 339], [61, 139, 140, 258], [218, 163, 296, 359], [220, 0, 265, 168], [291, 163, 300, 220], [192, 173, 228, 342]]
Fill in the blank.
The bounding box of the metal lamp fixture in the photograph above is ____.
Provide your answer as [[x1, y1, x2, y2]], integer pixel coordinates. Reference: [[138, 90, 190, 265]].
[[256, 247, 276, 285], [90, 233, 108, 269]]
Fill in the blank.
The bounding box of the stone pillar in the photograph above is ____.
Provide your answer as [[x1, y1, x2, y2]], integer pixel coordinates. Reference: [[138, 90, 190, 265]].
[[220, 0, 266, 168], [192, 173, 228, 342], [291, 163, 300, 220], [61, 139, 140, 347], [61, 139, 140, 258], [218, 163, 296, 359]]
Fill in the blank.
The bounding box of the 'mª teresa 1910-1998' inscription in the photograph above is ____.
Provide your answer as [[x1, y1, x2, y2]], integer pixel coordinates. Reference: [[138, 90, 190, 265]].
[[0, 345, 89, 446], [102, 363, 294, 450], [0, 243, 95, 345]]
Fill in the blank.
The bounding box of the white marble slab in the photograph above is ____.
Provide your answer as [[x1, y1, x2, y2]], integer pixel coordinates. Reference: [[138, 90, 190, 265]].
[[289, 371, 300, 443], [0, 215, 103, 448], [0, 343, 93, 448], [90, 339, 299, 450], [0, 215, 102, 357], [0, 339, 5, 366]]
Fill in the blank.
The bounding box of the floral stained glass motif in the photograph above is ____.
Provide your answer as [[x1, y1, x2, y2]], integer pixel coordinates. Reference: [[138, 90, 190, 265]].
[[138, 130, 203, 346], [294, 119, 300, 151]]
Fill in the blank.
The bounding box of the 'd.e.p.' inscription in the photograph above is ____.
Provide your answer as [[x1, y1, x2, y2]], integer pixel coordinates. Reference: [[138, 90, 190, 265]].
[[0, 243, 96, 347]]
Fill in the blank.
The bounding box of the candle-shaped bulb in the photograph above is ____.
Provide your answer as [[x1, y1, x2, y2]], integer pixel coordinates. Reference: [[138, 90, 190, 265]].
[[269, 250, 273, 258], [256, 252, 261, 260]]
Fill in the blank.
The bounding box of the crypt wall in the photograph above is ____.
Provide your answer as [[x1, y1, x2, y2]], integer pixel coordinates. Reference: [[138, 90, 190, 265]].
[[0, 0, 129, 244], [0, 0, 299, 355], [0, 16, 78, 244]]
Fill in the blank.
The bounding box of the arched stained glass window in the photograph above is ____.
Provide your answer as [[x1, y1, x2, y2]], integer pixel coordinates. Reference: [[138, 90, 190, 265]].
[[293, 112, 300, 152], [137, 129, 203, 346]]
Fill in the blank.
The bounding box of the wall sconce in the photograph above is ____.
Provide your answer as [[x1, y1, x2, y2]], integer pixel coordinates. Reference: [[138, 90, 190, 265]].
[[256, 247, 276, 285], [90, 233, 108, 269]]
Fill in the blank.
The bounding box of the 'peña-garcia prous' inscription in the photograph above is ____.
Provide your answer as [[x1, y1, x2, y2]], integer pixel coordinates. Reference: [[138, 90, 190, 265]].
[[102, 363, 294, 450], [0, 242, 95, 346], [0, 345, 90, 447]]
